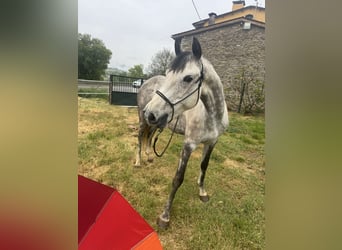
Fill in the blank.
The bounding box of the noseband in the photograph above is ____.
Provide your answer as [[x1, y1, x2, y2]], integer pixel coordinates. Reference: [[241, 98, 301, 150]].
[[155, 62, 204, 123]]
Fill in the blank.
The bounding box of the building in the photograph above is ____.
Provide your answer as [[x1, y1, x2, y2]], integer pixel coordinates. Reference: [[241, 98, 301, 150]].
[[171, 1, 265, 112]]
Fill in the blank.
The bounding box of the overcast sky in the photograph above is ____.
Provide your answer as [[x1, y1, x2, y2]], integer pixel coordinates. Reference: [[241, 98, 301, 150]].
[[78, 0, 265, 72]]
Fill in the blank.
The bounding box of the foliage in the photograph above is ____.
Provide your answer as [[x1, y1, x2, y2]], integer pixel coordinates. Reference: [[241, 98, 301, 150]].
[[78, 98, 265, 249], [146, 48, 175, 77], [226, 67, 265, 114], [127, 64, 144, 78], [104, 67, 127, 80], [78, 33, 112, 80]]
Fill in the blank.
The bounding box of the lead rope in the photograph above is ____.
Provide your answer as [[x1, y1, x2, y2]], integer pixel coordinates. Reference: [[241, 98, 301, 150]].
[[153, 116, 179, 157]]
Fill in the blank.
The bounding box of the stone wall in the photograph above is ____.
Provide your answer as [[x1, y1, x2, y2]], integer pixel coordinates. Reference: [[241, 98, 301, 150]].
[[179, 22, 265, 112]]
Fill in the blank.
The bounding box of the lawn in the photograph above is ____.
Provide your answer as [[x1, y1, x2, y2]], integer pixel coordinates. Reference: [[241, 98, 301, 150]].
[[78, 97, 265, 249]]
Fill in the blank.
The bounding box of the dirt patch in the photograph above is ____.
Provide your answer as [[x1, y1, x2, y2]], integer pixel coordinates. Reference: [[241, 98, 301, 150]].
[[223, 158, 257, 175], [78, 121, 107, 135]]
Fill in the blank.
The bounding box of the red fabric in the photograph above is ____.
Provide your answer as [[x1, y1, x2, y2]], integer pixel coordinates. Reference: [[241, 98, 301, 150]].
[[78, 175, 114, 243], [78, 175, 159, 250], [132, 232, 163, 250]]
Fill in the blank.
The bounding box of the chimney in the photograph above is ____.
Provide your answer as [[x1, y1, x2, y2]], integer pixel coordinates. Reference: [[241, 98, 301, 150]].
[[232, 0, 245, 11], [208, 12, 217, 25]]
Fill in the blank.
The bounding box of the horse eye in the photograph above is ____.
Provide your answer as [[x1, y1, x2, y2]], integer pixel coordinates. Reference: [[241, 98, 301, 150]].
[[183, 75, 193, 83]]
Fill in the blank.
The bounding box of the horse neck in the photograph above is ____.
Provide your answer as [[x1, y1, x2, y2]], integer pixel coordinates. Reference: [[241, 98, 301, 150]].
[[200, 58, 227, 122]]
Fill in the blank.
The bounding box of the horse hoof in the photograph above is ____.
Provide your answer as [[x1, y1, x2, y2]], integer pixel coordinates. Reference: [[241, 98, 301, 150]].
[[157, 216, 170, 229], [147, 158, 154, 163], [199, 195, 210, 202]]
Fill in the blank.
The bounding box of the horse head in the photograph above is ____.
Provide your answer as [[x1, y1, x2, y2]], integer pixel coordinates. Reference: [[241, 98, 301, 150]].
[[143, 37, 204, 129]]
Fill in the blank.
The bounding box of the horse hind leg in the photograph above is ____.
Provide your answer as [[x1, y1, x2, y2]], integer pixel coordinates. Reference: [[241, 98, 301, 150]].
[[134, 122, 157, 166], [134, 122, 145, 167], [134, 117, 152, 167], [146, 126, 157, 162], [198, 142, 216, 202]]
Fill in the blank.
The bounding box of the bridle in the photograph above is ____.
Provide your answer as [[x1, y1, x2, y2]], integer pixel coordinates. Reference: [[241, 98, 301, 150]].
[[155, 62, 204, 123], [153, 62, 204, 157]]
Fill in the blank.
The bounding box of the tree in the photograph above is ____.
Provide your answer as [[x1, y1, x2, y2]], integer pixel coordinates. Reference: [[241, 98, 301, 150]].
[[128, 64, 144, 78], [227, 67, 265, 114], [78, 33, 112, 80], [146, 48, 175, 77]]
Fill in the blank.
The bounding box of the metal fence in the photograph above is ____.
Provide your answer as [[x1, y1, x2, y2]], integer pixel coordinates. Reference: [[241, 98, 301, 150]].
[[109, 75, 144, 106], [77, 76, 145, 106], [78, 79, 110, 99]]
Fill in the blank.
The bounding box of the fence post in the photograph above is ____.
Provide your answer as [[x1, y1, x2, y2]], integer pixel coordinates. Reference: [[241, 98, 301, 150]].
[[109, 75, 113, 104]]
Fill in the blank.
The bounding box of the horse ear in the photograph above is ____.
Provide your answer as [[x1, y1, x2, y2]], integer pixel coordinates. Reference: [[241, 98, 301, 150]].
[[175, 38, 182, 56], [192, 37, 202, 60]]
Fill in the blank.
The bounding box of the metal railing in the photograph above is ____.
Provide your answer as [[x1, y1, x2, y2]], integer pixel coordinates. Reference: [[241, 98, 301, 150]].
[[77, 79, 109, 96], [109, 75, 145, 106], [77, 76, 145, 106], [109, 75, 144, 93]]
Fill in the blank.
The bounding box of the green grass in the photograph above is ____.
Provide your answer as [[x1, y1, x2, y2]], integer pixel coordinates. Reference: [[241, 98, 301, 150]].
[[78, 97, 265, 249]]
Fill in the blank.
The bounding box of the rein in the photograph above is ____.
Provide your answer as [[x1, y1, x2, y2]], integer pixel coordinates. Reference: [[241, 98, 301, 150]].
[[153, 117, 179, 157], [152, 62, 204, 157]]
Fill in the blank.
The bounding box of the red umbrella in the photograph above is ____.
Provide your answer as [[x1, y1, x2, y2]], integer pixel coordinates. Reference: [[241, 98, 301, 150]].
[[78, 175, 162, 250]]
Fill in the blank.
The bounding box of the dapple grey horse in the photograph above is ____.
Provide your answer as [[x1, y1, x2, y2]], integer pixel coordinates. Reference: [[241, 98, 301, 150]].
[[135, 37, 229, 228]]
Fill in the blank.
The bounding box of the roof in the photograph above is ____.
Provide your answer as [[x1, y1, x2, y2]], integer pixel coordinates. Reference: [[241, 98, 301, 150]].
[[172, 16, 265, 40], [192, 5, 265, 29]]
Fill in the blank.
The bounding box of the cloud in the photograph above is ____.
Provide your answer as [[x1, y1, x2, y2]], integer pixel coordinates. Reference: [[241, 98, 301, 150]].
[[79, 0, 265, 71]]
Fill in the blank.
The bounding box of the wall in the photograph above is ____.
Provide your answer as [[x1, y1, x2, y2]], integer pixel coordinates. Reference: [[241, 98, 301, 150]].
[[179, 22, 265, 111]]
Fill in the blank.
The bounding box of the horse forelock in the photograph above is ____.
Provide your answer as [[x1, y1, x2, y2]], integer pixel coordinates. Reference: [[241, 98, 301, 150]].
[[169, 51, 195, 73]]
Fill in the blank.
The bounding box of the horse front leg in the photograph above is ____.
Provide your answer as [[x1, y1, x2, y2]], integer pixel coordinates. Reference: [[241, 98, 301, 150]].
[[198, 142, 216, 202], [157, 142, 196, 229]]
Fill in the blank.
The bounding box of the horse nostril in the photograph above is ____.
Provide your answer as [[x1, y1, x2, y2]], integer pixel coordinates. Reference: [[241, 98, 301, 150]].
[[148, 113, 157, 124]]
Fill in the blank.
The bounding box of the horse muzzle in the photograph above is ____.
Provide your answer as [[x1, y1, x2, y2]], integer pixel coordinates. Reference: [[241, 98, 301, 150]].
[[144, 110, 168, 129]]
